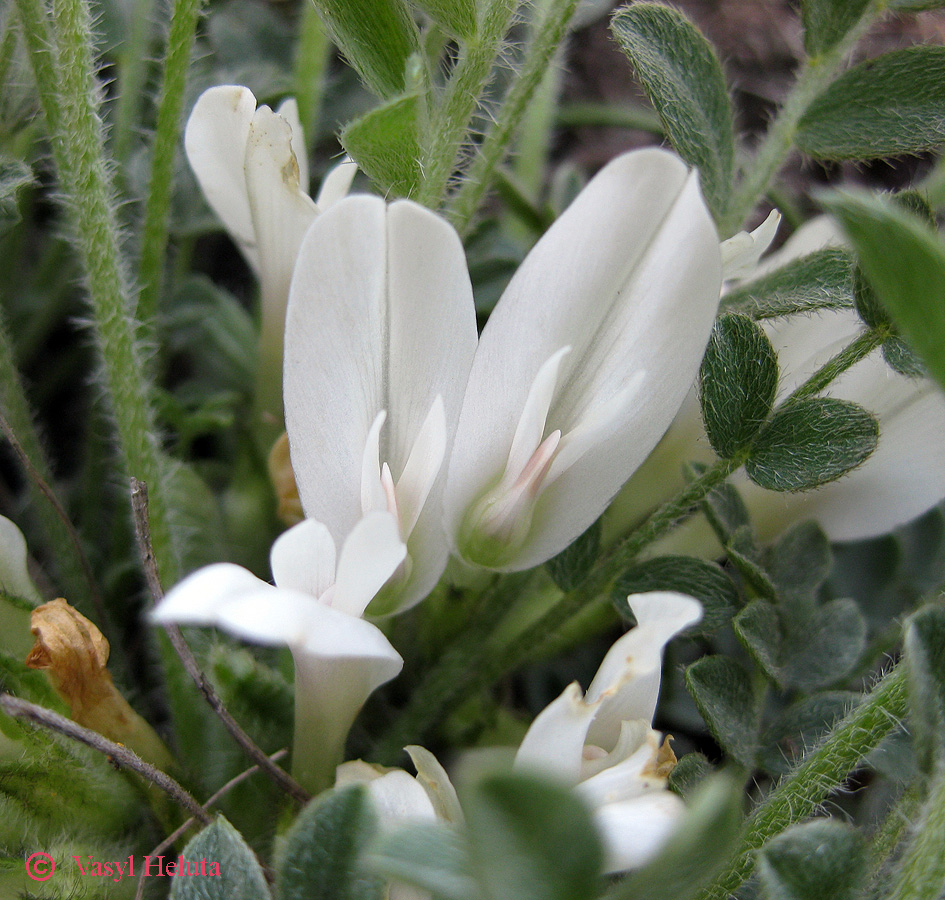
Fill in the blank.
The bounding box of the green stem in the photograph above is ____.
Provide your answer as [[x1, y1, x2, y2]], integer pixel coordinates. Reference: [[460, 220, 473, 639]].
[[719, 0, 887, 237], [0, 12, 19, 91], [868, 781, 925, 898], [888, 764, 945, 900], [293, 1, 331, 153], [20, 0, 179, 585], [787, 325, 888, 403], [136, 0, 206, 327], [697, 664, 908, 900], [374, 455, 741, 759], [448, 0, 582, 233], [415, 0, 517, 208], [111, 0, 158, 168], [556, 101, 663, 134]]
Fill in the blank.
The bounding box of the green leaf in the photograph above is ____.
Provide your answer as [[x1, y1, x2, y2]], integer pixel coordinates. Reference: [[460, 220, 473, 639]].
[[668, 752, 714, 800], [734, 600, 783, 681], [723, 249, 855, 321], [366, 823, 477, 900], [412, 0, 477, 38], [904, 604, 945, 771], [797, 46, 945, 160], [685, 655, 760, 768], [727, 526, 779, 601], [883, 334, 926, 378], [853, 263, 888, 330], [700, 479, 752, 545], [800, 0, 871, 56], [609, 776, 743, 900], [757, 819, 869, 900], [765, 520, 833, 609], [614, 556, 739, 634], [311, 0, 420, 97], [0, 157, 33, 235], [170, 817, 271, 899], [823, 190, 945, 391], [277, 785, 384, 900], [890, 0, 945, 9], [610, 2, 735, 221], [464, 772, 604, 900], [746, 398, 878, 492], [700, 314, 778, 458], [341, 92, 424, 198], [735, 598, 866, 691], [546, 519, 601, 590]]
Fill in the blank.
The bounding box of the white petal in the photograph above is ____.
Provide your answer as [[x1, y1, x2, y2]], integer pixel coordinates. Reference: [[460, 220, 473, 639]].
[[291, 615, 403, 791], [361, 410, 390, 516], [446, 148, 722, 571], [284, 197, 477, 608], [333, 511, 408, 617], [594, 791, 685, 873], [184, 85, 259, 270], [396, 395, 447, 537], [270, 518, 336, 598], [363, 769, 438, 825], [720, 209, 781, 281], [315, 157, 358, 209], [514, 682, 599, 785], [406, 745, 463, 823], [151, 563, 276, 626], [585, 593, 701, 749], [245, 105, 318, 374], [0, 515, 43, 605], [577, 729, 665, 807], [276, 96, 308, 192]]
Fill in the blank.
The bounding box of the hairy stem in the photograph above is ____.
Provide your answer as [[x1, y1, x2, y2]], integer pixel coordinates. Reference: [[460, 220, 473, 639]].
[[697, 665, 908, 900], [719, 0, 888, 237], [415, 0, 517, 208], [136, 0, 206, 326], [449, 0, 582, 233]]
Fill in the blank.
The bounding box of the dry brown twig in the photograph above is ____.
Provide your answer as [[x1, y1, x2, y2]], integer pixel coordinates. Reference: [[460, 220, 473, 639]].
[[129, 478, 310, 805]]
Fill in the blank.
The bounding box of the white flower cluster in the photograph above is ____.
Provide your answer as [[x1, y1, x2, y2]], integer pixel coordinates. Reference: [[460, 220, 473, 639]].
[[150, 84, 945, 869]]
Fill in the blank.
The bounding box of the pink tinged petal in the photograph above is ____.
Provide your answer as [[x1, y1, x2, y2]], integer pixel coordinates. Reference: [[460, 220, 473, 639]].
[[446, 148, 723, 572], [333, 511, 408, 617], [585, 593, 702, 749], [315, 157, 358, 209], [284, 196, 477, 610], [269, 518, 337, 598], [184, 85, 259, 270], [276, 97, 308, 192], [396, 395, 447, 537], [720, 209, 781, 281], [514, 682, 599, 786], [594, 791, 685, 873]]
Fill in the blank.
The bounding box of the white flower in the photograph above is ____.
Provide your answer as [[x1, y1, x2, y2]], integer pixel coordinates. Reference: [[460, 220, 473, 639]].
[[282, 196, 478, 613], [444, 148, 723, 571], [184, 85, 357, 420], [607, 216, 945, 549], [514, 592, 702, 872], [152, 513, 406, 792]]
